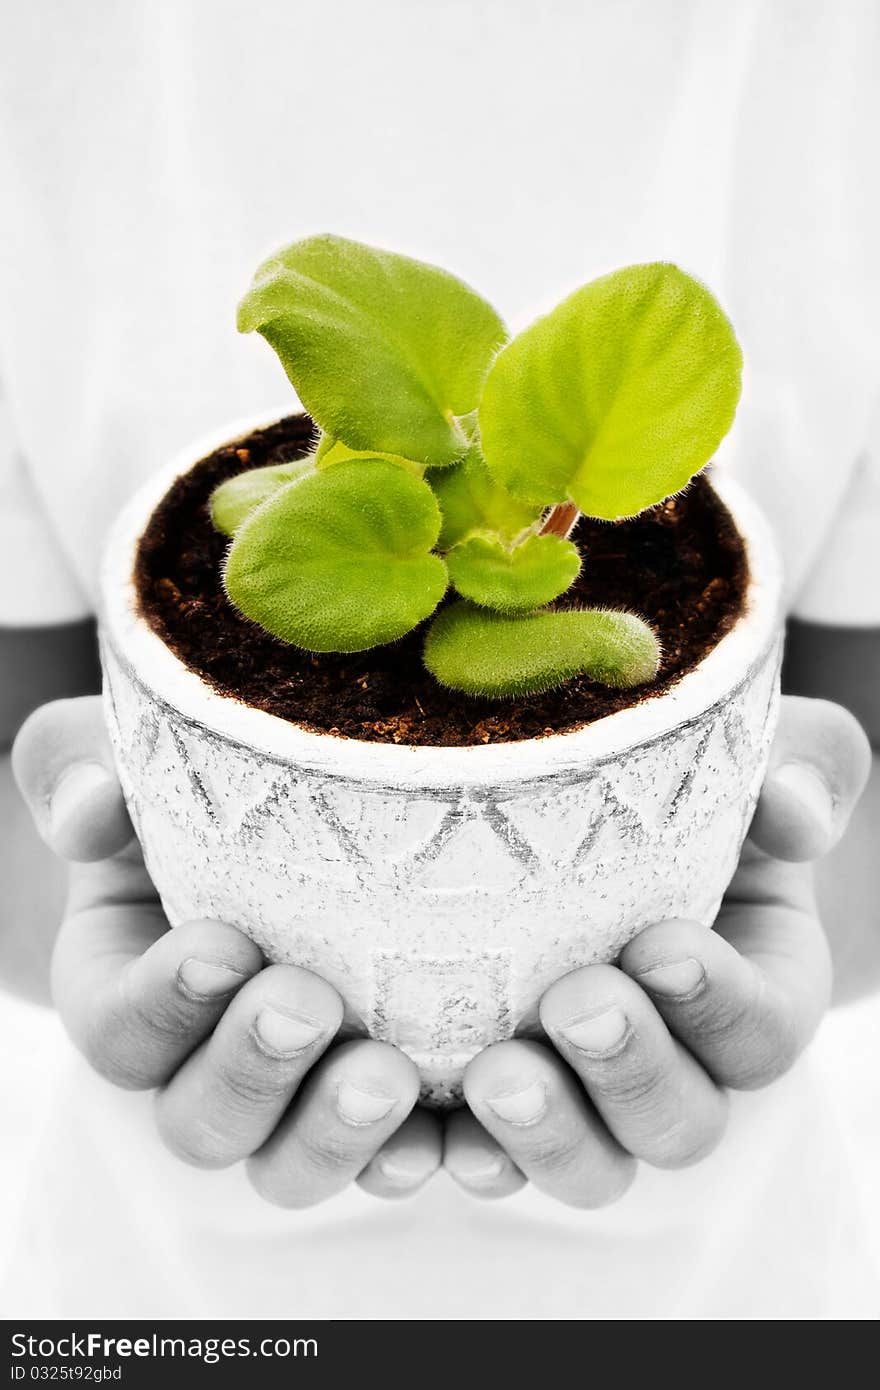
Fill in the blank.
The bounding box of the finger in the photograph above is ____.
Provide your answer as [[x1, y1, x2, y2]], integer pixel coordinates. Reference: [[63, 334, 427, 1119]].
[[540, 965, 728, 1168], [54, 867, 263, 1088], [357, 1107, 444, 1199], [155, 964, 344, 1168], [443, 1106, 526, 1199], [12, 695, 133, 861], [247, 1040, 420, 1209], [463, 1039, 636, 1208], [619, 878, 830, 1090], [750, 695, 871, 861]]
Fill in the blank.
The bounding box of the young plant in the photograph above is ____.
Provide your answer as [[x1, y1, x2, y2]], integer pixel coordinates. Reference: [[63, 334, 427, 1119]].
[[211, 235, 742, 698]]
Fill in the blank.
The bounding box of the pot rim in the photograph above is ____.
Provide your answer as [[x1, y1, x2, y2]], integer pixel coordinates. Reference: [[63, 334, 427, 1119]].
[[100, 409, 784, 790]]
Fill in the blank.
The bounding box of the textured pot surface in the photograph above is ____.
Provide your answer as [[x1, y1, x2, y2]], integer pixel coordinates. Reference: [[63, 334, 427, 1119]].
[[100, 415, 784, 1105]]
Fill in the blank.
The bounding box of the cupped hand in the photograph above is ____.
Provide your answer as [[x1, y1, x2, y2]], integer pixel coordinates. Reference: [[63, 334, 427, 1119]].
[[15, 694, 871, 1212], [12, 696, 441, 1207], [446, 696, 872, 1205]]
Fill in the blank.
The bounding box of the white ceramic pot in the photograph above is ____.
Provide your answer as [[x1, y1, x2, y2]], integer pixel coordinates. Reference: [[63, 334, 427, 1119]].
[[99, 414, 784, 1105]]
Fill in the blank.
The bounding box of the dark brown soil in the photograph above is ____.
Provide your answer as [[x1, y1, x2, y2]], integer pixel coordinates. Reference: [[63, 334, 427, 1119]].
[[135, 414, 748, 746]]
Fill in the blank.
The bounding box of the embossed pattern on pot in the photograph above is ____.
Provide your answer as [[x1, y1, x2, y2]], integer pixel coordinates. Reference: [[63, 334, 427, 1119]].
[[101, 634, 781, 1105]]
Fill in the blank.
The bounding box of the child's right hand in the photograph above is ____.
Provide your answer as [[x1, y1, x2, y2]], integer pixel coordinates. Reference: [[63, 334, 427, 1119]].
[[12, 697, 442, 1207]]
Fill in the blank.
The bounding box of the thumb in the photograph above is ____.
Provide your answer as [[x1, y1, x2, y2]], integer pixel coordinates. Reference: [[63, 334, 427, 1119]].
[[12, 695, 133, 862], [750, 695, 871, 862]]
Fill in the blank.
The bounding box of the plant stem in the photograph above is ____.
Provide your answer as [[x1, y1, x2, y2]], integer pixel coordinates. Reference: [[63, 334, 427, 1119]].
[[540, 502, 580, 539]]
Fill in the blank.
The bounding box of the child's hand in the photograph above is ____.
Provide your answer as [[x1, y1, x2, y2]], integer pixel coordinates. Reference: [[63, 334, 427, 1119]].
[[445, 696, 871, 1205], [12, 697, 441, 1206], [14, 694, 870, 1212]]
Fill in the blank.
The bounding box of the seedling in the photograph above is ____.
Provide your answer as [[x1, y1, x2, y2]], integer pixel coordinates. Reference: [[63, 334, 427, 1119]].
[[212, 236, 742, 697]]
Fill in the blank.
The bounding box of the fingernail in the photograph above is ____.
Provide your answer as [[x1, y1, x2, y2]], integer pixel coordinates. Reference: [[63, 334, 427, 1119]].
[[48, 761, 115, 840], [177, 958, 250, 1000], [451, 1154, 508, 1184], [378, 1154, 429, 1184], [336, 1080, 397, 1126], [485, 1080, 548, 1126], [771, 762, 834, 841], [253, 1007, 325, 1059], [555, 1007, 630, 1057], [635, 958, 706, 999]]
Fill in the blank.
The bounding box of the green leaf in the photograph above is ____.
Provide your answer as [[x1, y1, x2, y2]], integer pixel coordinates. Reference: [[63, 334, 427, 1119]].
[[479, 263, 742, 520], [423, 601, 660, 697], [315, 436, 424, 477], [224, 459, 448, 652], [238, 234, 507, 467], [430, 446, 541, 549], [446, 533, 580, 613], [313, 433, 336, 465], [210, 459, 315, 537]]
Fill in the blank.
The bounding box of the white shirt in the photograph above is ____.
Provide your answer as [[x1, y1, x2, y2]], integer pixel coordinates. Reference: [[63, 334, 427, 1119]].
[[1, 0, 879, 1320]]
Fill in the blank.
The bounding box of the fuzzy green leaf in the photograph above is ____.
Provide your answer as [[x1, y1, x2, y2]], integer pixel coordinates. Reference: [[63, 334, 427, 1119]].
[[315, 437, 423, 477], [210, 459, 315, 537], [224, 459, 448, 652], [479, 263, 742, 520], [430, 446, 541, 550], [238, 235, 507, 467], [447, 533, 580, 613], [313, 433, 336, 465], [423, 601, 660, 697]]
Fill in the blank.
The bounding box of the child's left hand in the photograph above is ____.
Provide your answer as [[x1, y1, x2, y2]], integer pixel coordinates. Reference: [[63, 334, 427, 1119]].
[[443, 696, 871, 1204]]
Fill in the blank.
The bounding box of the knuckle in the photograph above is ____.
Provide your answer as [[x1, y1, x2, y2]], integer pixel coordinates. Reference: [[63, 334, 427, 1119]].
[[726, 1018, 801, 1089], [299, 1126, 359, 1175], [214, 1055, 295, 1109], [524, 1128, 588, 1179], [685, 984, 762, 1051], [124, 979, 195, 1048], [519, 1125, 636, 1210], [77, 1010, 156, 1090], [711, 993, 804, 1090], [585, 1058, 667, 1113], [138, 1001, 195, 1050], [73, 966, 213, 1090]]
